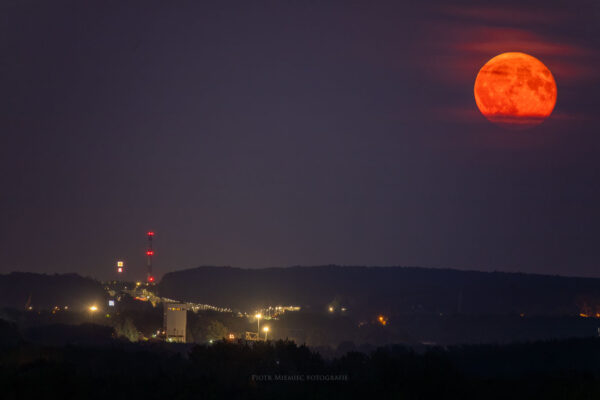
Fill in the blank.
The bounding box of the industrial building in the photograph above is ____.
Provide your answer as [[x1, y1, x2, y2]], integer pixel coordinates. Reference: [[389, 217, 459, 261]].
[[163, 302, 188, 343]]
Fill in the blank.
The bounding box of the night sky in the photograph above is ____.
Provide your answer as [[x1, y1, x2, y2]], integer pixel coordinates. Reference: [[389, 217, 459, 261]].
[[2, 1, 599, 280]]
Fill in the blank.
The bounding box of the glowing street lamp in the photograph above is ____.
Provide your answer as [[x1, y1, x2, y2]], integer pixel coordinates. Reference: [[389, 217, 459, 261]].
[[88, 305, 98, 322], [263, 326, 269, 341], [255, 313, 262, 333]]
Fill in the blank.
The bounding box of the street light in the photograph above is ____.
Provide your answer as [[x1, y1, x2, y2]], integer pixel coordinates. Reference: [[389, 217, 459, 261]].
[[263, 326, 269, 341], [88, 305, 98, 322], [255, 313, 262, 333]]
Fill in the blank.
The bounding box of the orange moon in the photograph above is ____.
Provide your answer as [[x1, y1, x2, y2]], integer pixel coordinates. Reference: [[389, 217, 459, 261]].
[[474, 52, 557, 127]]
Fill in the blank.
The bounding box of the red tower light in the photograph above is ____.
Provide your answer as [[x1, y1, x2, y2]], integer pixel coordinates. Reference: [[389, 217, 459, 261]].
[[146, 230, 155, 284]]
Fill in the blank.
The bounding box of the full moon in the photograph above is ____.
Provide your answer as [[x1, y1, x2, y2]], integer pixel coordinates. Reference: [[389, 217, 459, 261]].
[[474, 52, 557, 127]]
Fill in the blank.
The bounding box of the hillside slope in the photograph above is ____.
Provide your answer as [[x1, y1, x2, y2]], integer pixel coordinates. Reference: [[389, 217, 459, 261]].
[[0, 272, 105, 311], [158, 265, 600, 316]]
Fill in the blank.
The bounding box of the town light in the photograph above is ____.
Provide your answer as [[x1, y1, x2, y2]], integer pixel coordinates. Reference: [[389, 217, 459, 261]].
[[89, 305, 98, 312], [263, 326, 269, 341]]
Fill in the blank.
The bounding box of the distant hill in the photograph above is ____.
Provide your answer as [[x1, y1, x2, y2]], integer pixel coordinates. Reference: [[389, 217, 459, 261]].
[[157, 266, 600, 317], [0, 272, 105, 311]]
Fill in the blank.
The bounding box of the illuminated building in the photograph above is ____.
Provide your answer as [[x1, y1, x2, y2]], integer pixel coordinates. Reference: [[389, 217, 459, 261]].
[[163, 302, 187, 343]]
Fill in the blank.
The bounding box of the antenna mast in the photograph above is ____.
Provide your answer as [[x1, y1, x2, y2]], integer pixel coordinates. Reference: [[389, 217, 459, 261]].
[[146, 231, 155, 283]]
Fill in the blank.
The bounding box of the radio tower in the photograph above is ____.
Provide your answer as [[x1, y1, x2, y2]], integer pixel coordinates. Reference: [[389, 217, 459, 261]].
[[146, 231, 155, 283]]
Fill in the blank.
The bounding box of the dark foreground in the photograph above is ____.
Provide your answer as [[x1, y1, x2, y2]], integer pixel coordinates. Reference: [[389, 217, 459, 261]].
[[3, 327, 600, 400]]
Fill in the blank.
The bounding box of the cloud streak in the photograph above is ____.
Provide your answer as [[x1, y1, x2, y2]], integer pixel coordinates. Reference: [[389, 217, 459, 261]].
[[415, 4, 599, 123], [416, 1, 599, 84]]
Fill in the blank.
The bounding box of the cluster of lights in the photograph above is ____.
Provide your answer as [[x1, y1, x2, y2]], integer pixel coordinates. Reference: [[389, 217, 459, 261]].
[[579, 313, 600, 318], [378, 315, 388, 326], [47, 305, 70, 314], [252, 306, 300, 320]]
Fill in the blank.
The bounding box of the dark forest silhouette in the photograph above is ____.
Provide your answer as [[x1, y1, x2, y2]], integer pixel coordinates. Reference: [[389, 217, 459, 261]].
[[2, 319, 600, 400]]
